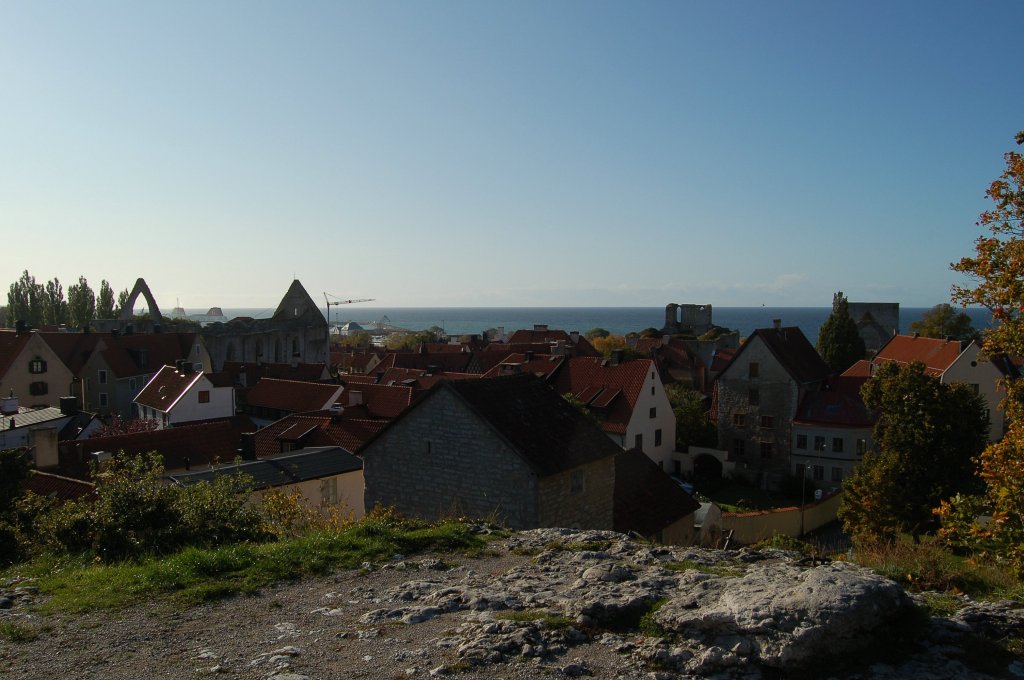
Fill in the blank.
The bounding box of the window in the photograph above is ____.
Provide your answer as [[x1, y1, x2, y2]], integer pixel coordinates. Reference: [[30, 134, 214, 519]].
[[98, 370, 108, 385], [570, 470, 585, 495], [732, 439, 745, 457], [796, 434, 807, 450], [673, 460, 681, 475], [28, 358, 47, 374], [655, 429, 663, 446], [814, 436, 826, 451], [795, 463, 806, 478], [198, 390, 210, 404], [832, 437, 844, 453], [29, 381, 48, 396], [748, 389, 759, 406], [760, 415, 774, 428], [634, 433, 643, 450], [970, 383, 980, 395], [749, 362, 759, 378], [813, 465, 825, 481], [832, 467, 844, 482], [649, 407, 657, 419], [732, 413, 746, 426], [651, 386, 655, 395], [856, 438, 868, 455], [760, 442, 773, 458], [99, 393, 108, 407]]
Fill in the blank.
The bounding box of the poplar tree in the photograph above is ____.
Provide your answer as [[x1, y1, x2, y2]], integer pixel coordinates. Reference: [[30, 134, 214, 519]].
[[97, 280, 116, 319], [815, 291, 865, 373], [67, 276, 96, 330]]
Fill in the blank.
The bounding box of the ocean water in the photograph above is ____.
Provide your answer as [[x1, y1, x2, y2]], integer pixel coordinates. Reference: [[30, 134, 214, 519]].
[[182, 306, 993, 347]]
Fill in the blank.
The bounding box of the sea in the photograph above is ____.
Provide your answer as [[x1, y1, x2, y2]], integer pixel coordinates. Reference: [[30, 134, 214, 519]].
[[180, 306, 993, 347]]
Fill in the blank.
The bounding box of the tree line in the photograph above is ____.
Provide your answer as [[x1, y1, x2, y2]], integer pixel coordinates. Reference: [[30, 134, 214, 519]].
[[4, 270, 132, 330]]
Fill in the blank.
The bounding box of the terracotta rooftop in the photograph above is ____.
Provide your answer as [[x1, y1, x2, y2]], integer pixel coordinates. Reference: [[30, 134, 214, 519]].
[[552, 357, 655, 435], [23, 471, 96, 502], [246, 378, 344, 413], [873, 334, 965, 376], [793, 377, 874, 428], [253, 410, 388, 458], [134, 365, 204, 412], [0, 331, 33, 378]]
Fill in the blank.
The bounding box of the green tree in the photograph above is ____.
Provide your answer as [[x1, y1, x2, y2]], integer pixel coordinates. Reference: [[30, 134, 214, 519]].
[[97, 280, 116, 319], [67, 276, 96, 330], [584, 327, 610, 340], [7, 270, 44, 328], [0, 448, 33, 516], [816, 291, 866, 373], [939, 130, 1024, 575], [115, 287, 130, 316], [42, 278, 68, 326], [666, 384, 717, 450], [839, 361, 988, 543], [909, 303, 978, 343]]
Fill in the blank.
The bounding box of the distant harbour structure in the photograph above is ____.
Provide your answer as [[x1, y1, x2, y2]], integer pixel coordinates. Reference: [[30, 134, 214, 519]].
[[190, 307, 229, 326]]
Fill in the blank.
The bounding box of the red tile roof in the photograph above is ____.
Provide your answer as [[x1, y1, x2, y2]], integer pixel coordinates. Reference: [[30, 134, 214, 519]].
[[0, 330, 31, 379], [253, 410, 387, 458], [344, 383, 416, 419], [246, 378, 344, 413], [40, 331, 197, 377], [552, 357, 654, 435], [793, 377, 874, 428], [134, 365, 205, 412], [873, 335, 964, 376], [480, 353, 566, 381], [23, 471, 96, 501], [721, 327, 829, 385]]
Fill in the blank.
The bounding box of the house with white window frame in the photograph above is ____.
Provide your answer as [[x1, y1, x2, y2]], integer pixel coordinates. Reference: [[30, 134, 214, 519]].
[[134, 363, 235, 429]]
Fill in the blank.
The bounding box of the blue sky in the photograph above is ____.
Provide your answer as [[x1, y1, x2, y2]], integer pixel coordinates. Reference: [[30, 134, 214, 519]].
[[2, 1, 1021, 309]]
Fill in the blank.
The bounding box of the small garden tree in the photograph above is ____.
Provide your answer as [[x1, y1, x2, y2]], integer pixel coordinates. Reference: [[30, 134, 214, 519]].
[[816, 291, 866, 373]]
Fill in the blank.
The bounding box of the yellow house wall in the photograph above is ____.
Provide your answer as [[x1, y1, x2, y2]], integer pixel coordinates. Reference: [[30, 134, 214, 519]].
[[721, 492, 842, 545]]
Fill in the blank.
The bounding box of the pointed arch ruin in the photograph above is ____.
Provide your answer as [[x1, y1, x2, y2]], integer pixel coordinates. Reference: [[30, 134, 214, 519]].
[[118, 278, 163, 323]]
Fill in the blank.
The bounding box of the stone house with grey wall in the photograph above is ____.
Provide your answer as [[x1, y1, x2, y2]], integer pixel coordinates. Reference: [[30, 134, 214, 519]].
[[712, 322, 830, 490], [361, 374, 617, 530]]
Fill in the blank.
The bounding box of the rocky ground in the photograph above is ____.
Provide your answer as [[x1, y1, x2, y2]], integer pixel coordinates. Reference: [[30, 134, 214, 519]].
[[2, 527, 1023, 679]]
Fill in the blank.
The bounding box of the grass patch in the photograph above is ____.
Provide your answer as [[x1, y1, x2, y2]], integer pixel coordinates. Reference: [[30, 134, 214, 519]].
[[8, 516, 487, 614], [604, 597, 670, 635], [752, 533, 813, 555], [917, 592, 965, 617], [495, 609, 574, 630], [850, 535, 1022, 600], [0, 620, 40, 642], [663, 560, 745, 578]]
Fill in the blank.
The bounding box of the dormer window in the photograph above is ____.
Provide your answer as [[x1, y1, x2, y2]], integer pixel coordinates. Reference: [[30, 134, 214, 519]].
[[29, 358, 47, 374]]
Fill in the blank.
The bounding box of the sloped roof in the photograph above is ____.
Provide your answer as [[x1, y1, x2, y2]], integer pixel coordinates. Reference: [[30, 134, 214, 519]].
[[723, 327, 829, 385], [253, 410, 387, 457], [246, 378, 343, 413], [873, 334, 964, 376], [220, 361, 328, 385], [165, 446, 362, 489], [480, 353, 566, 381], [369, 374, 621, 477], [23, 471, 95, 501], [387, 350, 475, 373], [40, 331, 197, 377], [3, 406, 68, 429], [134, 365, 205, 412], [841, 360, 874, 378], [614, 449, 700, 537], [0, 330, 32, 378], [346, 383, 416, 419], [552, 357, 654, 435]]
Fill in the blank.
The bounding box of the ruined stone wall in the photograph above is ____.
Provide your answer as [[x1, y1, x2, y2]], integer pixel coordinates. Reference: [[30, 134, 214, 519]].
[[662, 303, 714, 336], [362, 388, 540, 528], [847, 302, 899, 354]]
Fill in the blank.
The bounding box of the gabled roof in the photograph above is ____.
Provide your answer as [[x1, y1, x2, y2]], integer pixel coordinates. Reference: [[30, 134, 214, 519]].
[[40, 331, 197, 377], [23, 471, 95, 502], [345, 383, 417, 419], [134, 365, 205, 413], [386, 350, 475, 373], [872, 334, 964, 376], [245, 378, 343, 413], [480, 353, 566, 381], [165, 446, 362, 489], [3, 406, 68, 429], [0, 330, 32, 378], [365, 374, 621, 476], [614, 449, 700, 537], [721, 326, 829, 385], [271, 279, 325, 325], [253, 410, 387, 457], [552, 357, 654, 435]]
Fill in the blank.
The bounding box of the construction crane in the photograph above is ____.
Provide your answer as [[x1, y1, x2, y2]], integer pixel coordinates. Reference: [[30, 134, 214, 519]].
[[324, 292, 375, 325]]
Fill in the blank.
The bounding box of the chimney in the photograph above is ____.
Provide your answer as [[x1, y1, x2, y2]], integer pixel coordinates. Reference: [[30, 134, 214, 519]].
[[60, 396, 80, 416], [611, 349, 624, 366], [239, 432, 256, 461], [348, 390, 363, 407], [569, 331, 580, 344], [773, 319, 782, 331], [15, 320, 27, 335], [1, 392, 18, 416]]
